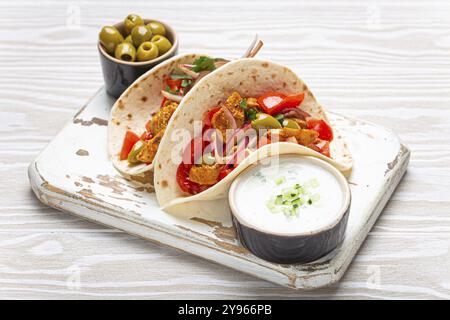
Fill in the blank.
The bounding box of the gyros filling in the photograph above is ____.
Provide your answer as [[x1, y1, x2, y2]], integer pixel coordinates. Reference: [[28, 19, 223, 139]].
[[177, 91, 334, 195], [119, 56, 227, 166]]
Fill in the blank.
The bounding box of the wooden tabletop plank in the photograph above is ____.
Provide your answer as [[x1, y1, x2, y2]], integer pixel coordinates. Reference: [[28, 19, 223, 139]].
[[0, 0, 449, 299]]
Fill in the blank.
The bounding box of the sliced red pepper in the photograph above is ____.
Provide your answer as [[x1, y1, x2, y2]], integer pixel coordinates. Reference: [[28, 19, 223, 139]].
[[176, 163, 211, 195], [257, 92, 305, 115], [320, 141, 331, 158], [257, 92, 286, 115], [181, 136, 206, 165], [120, 131, 140, 160], [306, 119, 334, 141]]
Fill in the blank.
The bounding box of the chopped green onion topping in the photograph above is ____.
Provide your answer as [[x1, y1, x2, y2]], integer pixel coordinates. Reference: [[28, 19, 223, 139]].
[[265, 179, 321, 217], [240, 98, 248, 109], [275, 177, 286, 185]]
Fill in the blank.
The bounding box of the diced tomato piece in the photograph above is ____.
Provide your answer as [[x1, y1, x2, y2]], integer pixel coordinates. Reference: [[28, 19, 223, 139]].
[[218, 166, 233, 181], [320, 141, 331, 158], [257, 92, 305, 115], [166, 78, 182, 91], [309, 139, 331, 158], [203, 106, 221, 127], [160, 97, 167, 108], [120, 131, 140, 160], [140, 131, 153, 141], [257, 92, 286, 115], [176, 163, 210, 195], [182, 136, 206, 165], [307, 119, 334, 141], [176, 164, 192, 193]]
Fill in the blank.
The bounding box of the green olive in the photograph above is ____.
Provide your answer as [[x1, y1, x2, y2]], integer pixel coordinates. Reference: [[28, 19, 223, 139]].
[[151, 35, 172, 55], [124, 14, 144, 35], [131, 25, 153, 47], [114, 42, 136, 62], [137, 42, 159, 62], [146, 21, 166, 36], [127, 140, 145, 164], [251, 113, 282, 130], [282, 118, 300, 129], [99, 26, 124, 55], [124, 35, 133, 44]]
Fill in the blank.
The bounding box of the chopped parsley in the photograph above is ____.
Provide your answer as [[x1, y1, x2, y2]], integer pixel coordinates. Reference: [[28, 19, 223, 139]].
[[239, 98, 258, 121], [192, 56, 216, 72], [181, 79, 193, 88], [245, 108, 258, 121], [266, 179, 321, 217]]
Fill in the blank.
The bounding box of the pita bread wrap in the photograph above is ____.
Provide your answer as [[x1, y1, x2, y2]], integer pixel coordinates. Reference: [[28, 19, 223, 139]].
[[153, 58, 352, 210], [108, 53, 216, 180]]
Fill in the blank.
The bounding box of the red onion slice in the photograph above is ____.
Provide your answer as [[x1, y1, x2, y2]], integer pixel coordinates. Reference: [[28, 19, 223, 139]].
[[161, 90, 183, 102], [178, 64, 200, 79], [193, 70, 211, 86], [222, 106, 237, 130], [281, 108, 311, 120]]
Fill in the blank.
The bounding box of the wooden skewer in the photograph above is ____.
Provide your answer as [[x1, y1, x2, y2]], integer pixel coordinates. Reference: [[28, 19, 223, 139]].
[[247, 40, 264, 58], [242, 34, 259, 58]]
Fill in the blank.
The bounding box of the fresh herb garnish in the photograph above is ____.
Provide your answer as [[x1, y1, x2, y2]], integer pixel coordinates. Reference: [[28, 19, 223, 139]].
[[165, 85, 179, 94], [245, 108, 258, 121], [239, 98, 258, 121], [274, 114, 284, 124], [181, 79, 193, 88], [192, 56, 216, 72]]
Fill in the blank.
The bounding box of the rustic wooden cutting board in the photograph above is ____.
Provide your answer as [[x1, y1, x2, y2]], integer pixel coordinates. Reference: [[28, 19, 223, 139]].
[[28, 87, 409, 289]]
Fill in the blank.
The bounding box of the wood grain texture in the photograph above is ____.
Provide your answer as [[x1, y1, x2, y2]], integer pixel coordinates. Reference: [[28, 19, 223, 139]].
[[0, 0, 449, 299]]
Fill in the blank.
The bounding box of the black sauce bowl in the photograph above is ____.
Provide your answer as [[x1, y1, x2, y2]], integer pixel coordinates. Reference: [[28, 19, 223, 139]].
[[98, 19, 179, 98], [229, 155, 351, 264]]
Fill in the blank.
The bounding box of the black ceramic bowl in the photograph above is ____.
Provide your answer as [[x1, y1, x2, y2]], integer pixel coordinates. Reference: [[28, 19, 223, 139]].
[[98, 19, 179, 98], [229, 155, 351, 264]]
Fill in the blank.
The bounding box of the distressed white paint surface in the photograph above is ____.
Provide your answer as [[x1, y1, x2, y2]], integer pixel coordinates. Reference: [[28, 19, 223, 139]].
[[0, 0, 448, 298], [28, 87, 409, 289]]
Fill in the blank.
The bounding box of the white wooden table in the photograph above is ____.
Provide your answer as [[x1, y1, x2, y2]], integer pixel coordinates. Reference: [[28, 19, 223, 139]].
[[1, 0, 449, 299]]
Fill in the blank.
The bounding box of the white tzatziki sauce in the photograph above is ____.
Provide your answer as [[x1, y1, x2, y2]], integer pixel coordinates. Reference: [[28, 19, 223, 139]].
[[232, 156, 346, 235]]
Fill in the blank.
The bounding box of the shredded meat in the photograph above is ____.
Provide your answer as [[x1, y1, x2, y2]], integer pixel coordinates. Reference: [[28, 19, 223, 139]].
[[211, 92, 245, 139], [188, 164, 223, 185], [246, 97, 259, 109], [136, 129, 165, 163], [272, 127, 318, 146], [292, 118, 307, 129], [149, 100, 178, 135]]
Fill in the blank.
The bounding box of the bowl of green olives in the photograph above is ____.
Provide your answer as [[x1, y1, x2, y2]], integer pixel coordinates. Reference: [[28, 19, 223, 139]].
[[98, 14, 178, 98]]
